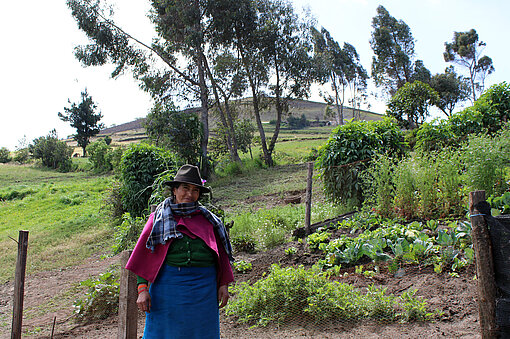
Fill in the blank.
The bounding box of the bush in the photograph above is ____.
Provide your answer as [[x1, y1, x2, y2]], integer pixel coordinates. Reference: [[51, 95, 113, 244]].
[[316, 118, 406, 206], [0, 147, 11, 163], [29, 130, 73, 172], [287, 114, 310, 129], [73, 270, 119, 322], [119, 143, 177, 217], [13, 148, 30, 164], [112, 213, 146, 254], [86, 140, 123, 173], [226, 265, 436, 326]]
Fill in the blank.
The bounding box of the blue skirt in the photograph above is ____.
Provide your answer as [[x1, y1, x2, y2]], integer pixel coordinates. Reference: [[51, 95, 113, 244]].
[[143, 265, 220, 339]]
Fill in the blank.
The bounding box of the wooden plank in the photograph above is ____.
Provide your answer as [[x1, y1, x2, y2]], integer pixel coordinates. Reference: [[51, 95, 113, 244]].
[[11, 230, 29, 339], [470, 190, 498, 339], [118, 250, 138, 339], [304, 162, 313, 235]]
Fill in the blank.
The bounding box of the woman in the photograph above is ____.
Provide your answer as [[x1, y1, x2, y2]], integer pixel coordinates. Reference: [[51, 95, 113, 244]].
[[126, 164, 234, 338]]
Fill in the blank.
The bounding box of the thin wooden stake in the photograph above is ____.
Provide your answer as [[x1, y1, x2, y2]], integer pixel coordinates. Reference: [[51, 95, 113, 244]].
[[118, 250, 137, 339], [469, 190, 498, 339], [305, 162, 313, 235], [11, 230, 29, 339]]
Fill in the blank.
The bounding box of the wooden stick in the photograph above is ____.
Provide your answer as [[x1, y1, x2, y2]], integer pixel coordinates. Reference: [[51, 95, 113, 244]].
[[118, 250, 137, 339], [11, 230, 29, 339], [305, 162, 313, 235], [469, 190, 498, 339]]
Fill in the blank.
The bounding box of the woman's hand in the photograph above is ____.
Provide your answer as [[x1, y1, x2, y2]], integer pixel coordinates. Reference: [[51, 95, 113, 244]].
[[218, 285, 229, 308], [137, 290, 152, 313]]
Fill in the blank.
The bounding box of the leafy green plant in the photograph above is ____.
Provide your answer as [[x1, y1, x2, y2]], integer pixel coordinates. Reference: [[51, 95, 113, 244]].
[[119, 143, 177, 217], [316, 117, 406, 206], [285, 247, 298, 255], [73, 270, 119, 322], [488, 192, 510, 215], [0, 147, 11, 163], [111, 213, 146, 255], [233, 260, 253, 273], [307, 231, 331, 250], [226, 265, 438, 326], [231, 234, 256, 253]]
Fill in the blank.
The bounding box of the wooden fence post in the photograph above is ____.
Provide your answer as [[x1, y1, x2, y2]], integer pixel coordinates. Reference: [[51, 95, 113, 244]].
[[469, 190, 498, 339], [118, 250, 137, 339], [305, 162, 313, 235], [11, 230, 29, 339]]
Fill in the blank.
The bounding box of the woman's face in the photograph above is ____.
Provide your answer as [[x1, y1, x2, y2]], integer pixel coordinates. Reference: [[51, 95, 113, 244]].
[[173, 183, 200, 204]]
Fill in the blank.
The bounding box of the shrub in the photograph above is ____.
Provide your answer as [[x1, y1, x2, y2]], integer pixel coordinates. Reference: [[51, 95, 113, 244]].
[[226, 265, 437, 326], [73, 270, 119, 322], [0, 147, 11, 163], [119, 143, 177, 217], [287, 114, 310, 129], [316, 118, 406, 206], [13, 148, 30, 163], [112, 213, 146, 254], [29, 130, 73, 172], [87, 140, 113, 172]]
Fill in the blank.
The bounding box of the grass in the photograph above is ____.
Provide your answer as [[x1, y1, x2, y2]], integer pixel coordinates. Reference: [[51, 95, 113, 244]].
[[0, 163, 113, 283]]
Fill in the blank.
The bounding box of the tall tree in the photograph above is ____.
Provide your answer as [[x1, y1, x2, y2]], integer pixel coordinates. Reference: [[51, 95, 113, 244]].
[[312, 28, 368, 125], [67, 0, 241, 176], [370, 5, 429, 96], [430, 66, 470, 117], [386, 81, 439, 129], [58, 89, 104, 156], [444, 29, 495, 102]]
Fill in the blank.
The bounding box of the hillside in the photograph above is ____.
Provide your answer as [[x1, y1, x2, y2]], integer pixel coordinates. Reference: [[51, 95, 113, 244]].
[[64, 98, 383, 156]]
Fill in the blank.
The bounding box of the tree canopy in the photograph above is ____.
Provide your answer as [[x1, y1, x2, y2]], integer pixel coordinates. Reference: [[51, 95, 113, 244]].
[[444, 29, 494, 102], [58, 89, 104, 156]]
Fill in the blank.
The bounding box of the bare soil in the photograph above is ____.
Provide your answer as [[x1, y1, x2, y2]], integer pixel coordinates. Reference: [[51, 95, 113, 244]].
[[0, 191, 481, 338]]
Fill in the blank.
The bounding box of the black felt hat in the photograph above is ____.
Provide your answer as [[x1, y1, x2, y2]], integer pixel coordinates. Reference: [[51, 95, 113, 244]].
[[164, 164, 210, 193]]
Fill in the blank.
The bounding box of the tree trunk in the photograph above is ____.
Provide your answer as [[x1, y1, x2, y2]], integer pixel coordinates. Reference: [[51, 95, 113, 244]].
[[197, 52, 210, 177]]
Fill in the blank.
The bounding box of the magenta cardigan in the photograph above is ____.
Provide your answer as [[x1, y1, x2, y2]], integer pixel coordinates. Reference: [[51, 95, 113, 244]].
[[125, 212, 234, 287]]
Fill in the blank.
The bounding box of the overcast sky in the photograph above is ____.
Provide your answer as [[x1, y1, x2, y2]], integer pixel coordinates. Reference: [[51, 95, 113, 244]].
[[1, 0, 508, 150]]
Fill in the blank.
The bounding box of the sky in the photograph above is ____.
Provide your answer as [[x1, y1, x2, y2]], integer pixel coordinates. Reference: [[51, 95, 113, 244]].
[[1, 0, 508, 151]]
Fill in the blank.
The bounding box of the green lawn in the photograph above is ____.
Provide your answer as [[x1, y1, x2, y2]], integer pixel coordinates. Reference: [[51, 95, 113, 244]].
[[0, 164, 113, 283]]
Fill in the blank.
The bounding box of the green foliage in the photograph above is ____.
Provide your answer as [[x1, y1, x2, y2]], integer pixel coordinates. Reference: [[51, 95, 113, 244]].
[[111, 213, 146, 255], [370, 5, 416, 95], [86, 140, 123, 173], [307, 231, 331, 250], [13, 148, 30, 164], [30, 130, 73, 172], [461, 126, 510, 196], [0, 147, 11, 163], [430, 66, 470, 117], [488, 192, 510, 215], [119, 143, 177, 217], [144, 102, 203, 165], [386, 81, 439, 130], [233, 260, 253, 274], [316, 118, 406, 205], [227, 265, 437, 326], [59, 89, 104, 156], [209, 119, 255, 159], [286, 114, 310, 129], [73, 270, 119, 322], [0, 186, 36, 201], [231, 234, 256, 253], [444, 29, 494, 101]]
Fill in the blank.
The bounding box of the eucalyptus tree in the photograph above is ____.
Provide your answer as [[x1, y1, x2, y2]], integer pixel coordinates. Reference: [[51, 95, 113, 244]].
[[67, 0, 245, 175], [444, 29, 495, 102], [371, 5, 432, 97]]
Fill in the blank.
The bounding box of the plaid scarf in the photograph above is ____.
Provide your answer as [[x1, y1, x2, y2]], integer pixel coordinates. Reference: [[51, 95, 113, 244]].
[[147, 197, 234, 262]]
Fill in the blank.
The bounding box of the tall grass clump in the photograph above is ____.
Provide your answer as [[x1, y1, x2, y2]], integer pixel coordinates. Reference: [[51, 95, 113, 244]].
[[392, 157, 417, 219], [229, 205, 303, 250], [413, 153, 438, 219], [361, 153, 396, 218], [461, 126, 510, 196]]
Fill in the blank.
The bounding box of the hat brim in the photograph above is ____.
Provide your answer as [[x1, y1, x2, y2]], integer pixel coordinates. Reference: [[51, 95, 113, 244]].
[[163, 180, 210, 193]]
